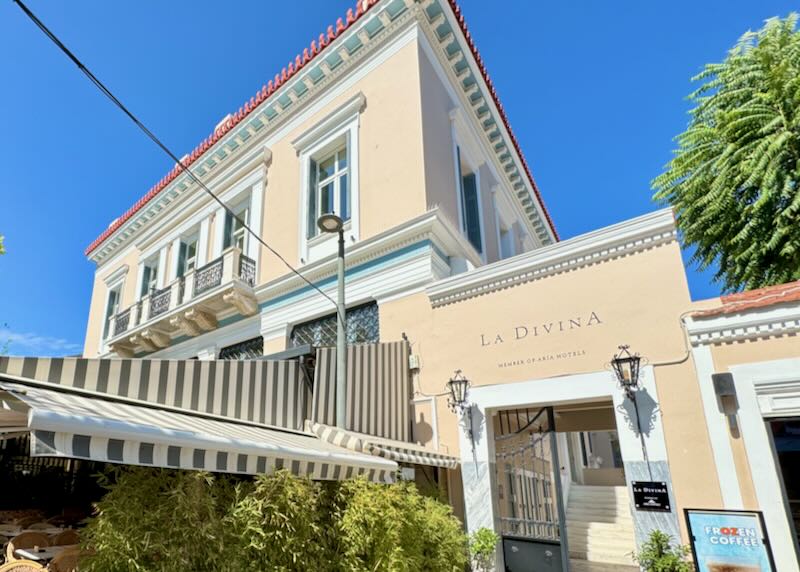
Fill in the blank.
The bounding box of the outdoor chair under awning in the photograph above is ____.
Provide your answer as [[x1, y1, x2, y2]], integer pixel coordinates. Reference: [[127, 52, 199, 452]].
[[0, 381, 397, 483]]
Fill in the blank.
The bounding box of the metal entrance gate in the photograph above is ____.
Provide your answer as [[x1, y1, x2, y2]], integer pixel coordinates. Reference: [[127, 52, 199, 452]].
[[495, 406, 569, 571]]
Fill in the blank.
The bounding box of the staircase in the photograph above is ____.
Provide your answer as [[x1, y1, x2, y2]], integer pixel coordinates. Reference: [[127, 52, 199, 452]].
[[566, 485, 638, 571]]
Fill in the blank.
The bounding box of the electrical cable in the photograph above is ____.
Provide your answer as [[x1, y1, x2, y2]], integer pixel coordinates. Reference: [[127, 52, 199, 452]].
[[12, 0, 344, 324]]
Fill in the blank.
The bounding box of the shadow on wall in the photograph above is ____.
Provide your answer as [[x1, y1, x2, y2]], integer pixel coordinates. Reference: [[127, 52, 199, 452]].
[[415, 412, 434, 446], [616, 388, 660, 437]]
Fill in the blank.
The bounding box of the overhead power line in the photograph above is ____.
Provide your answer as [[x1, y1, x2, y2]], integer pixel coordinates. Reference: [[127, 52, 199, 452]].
[[12, 0, 342, 322]]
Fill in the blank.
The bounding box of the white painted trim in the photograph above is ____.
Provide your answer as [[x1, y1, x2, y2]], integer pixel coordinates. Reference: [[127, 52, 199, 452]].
[[686, 304, 800, 345], [297, 109, 362, 263], [101, 264, 129, 288], [89, 16, 419, 266], [689, 344, 743, 508], [428, 208, 677, 306], [169, 236, 182, 281], [256, 208, 479, 304], [730, 358, 800, 572], [212, 206, 226, 258], [291, 92, 366, 151], [416, 29, 544, 249], [156, 246, 168, 289], [459, 366, 679, 555], [197, 217, 210, 266], [148, 314, 261, 360], [248, 179, 264, 264]]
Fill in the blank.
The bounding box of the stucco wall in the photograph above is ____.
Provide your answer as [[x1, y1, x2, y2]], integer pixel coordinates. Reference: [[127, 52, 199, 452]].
[[379, 237, 724, 541], [82, 247, 140, 357]]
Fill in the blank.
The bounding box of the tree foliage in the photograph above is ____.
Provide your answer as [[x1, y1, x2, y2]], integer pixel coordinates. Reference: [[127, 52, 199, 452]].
[[80, 467, 468, 572], [653, 14, 800, 291]]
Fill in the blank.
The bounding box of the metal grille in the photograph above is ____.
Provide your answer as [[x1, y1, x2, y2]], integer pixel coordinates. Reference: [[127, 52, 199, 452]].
[[194, 256, 223, 296], [114, 308, 130, 336], [239, 255, 256, 287], [218, 336, 264, 360], [290, 302, 379, 348], [149, 286, 171, 318], [495, 407, 563, 542]]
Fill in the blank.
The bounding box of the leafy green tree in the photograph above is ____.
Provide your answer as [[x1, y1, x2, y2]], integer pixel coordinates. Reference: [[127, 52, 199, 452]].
[[0, 235, 4, 255], [653, 14, 800, 291]]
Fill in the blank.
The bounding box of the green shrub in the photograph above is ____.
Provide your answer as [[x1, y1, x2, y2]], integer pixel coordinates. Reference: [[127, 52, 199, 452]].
[[80, 468, 238, 572], [225, 470, 326, 570], [632, 529, 692, 572], [80, 467, 468, 572], [469, 527, 499, 572]]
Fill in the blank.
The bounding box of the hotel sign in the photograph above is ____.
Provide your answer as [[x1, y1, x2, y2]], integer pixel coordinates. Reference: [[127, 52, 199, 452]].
[[479, 311, 603, 369], [632, 481, 671, 512]]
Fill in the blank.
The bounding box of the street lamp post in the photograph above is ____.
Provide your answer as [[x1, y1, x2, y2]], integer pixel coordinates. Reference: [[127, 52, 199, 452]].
[[318, 214, 347, 428]]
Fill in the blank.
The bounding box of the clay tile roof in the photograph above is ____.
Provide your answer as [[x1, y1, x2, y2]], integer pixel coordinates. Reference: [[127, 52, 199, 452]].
[[692, 280, 800, 318], [85, 0, 558, 257]]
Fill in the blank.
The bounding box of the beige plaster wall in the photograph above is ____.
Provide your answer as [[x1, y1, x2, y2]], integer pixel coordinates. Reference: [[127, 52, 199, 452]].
[[417, 45, 459, 229], [83, 248, 140, 357], [258, 40, 428, 284], [379, 238, 724, 537]]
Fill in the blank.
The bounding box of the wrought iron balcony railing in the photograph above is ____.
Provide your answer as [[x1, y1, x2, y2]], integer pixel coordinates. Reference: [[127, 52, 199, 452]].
[[107, 247, 257, 350], [239, 255, 256, 287], [149, 286, 172, 318], [114, 308, 131, 337], [194, 256, 224, 297]]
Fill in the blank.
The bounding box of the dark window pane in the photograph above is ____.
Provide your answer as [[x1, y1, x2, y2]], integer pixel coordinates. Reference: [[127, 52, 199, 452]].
[[290, 302, 379, 347], [219, 336, 264, 360], [461, 173, 482, 253]]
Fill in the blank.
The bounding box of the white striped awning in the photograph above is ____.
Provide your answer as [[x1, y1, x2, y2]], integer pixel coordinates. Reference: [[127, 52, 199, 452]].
[[0, 382, 397, 483], [308, 422, 459, 469]]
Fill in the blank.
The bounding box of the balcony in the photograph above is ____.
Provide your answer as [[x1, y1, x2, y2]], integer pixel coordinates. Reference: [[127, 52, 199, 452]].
[[106, 247, 258, 357]]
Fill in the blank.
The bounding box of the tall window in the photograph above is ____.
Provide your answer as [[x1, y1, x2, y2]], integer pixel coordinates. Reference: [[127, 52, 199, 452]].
[[456, 146, 482, 253], [224, 202, 249, 252], [307, 139, 350, 239], [103, 286, 121, 340], [290, 302, 378, 347], [177, 234, 199, 277], [140, 258, 159, 297]]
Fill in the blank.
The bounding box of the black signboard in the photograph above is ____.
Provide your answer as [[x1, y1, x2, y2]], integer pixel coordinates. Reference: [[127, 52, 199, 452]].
[[632, 481, 671, 512]]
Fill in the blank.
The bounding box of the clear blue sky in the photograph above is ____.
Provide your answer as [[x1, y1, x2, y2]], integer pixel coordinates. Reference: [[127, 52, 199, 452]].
[[0, 0, 795, 356]]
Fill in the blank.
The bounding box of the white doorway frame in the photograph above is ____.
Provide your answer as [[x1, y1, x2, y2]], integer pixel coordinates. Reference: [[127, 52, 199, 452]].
[[730, 357, 800, 572]]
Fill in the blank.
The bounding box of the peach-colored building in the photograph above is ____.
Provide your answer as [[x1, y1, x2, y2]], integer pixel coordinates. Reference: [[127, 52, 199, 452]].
[[70, 0, 800, 570]]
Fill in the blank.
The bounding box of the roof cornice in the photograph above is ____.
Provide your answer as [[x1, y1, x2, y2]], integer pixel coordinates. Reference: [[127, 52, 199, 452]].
[[86, 0, 559, 261], [426, 208, 676, 307], [686, 304, 800, 346]]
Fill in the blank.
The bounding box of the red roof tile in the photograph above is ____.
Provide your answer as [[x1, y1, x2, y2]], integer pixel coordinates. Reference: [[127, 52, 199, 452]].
[[692, 280, 800, 318], [85, 0, 558, 257]]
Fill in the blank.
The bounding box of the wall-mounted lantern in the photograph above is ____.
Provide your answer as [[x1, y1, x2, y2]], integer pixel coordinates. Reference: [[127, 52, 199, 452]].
[[446, 369, 471, 414], [611, 345, 642, 399], [610, 344, 652, 480]]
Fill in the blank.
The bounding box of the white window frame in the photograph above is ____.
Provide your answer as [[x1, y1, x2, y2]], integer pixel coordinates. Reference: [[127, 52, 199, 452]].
[[138, 254, 161, 299], [98, 269, 127, 354], [309, 142, 351, 236], [453, 140, 486, 260], [492, 185, 517, 260], [211, 168, 263, 264], [294, 93, 363, 264], [450, 108, 487, 263]]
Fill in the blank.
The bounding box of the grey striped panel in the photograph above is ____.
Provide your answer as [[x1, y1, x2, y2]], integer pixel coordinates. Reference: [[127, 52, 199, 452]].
[[0, 356, 311, 431], [28, 430, 392, 482], [311, 342, 411, 442], [309, 422, 458, 470]]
